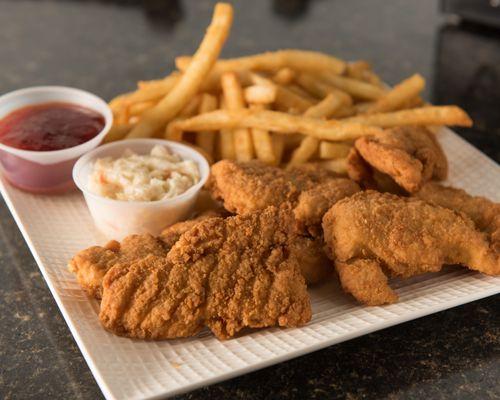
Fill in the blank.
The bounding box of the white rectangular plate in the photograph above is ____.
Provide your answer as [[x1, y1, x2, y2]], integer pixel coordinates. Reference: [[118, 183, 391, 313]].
[[1, 128, 499, 400]]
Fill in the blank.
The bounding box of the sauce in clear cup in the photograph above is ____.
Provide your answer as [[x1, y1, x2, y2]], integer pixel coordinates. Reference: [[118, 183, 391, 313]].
[[0, 86, 112, 193]]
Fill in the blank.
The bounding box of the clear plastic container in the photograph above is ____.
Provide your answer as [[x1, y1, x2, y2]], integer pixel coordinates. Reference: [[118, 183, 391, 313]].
[[73, 139, 210, 240], [0, 86, 113, 193]]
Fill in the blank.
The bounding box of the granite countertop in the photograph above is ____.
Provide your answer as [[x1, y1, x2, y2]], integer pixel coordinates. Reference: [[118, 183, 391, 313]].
[[0, 0, 498, 399]]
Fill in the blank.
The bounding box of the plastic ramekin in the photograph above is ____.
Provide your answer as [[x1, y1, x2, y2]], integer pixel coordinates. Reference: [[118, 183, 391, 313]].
[[73, 138, 210, 240], [0, 86, 113, 193]]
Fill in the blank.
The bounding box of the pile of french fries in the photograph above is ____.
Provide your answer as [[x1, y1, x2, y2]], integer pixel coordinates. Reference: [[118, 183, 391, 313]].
[[106, 2, 472, 173]]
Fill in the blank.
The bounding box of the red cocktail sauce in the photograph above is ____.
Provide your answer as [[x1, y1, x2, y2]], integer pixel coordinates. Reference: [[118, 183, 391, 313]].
[[0, 102, 105, 151]]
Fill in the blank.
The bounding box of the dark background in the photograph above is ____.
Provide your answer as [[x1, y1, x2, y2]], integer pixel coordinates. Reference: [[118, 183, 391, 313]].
[[0, 0, 499, 399]]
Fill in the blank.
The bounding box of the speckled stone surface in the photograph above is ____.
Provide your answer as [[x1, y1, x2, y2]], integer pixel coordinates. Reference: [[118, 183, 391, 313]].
[[0, 1, 498, 399]]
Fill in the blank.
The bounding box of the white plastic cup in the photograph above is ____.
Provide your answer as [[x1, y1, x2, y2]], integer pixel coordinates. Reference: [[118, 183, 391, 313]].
[[73, 139, 210, 240], [0, 86, 113, 193]]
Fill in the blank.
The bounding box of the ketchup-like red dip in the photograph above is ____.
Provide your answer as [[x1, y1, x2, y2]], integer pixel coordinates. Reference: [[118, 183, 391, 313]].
[[0, 102, 105, 151]]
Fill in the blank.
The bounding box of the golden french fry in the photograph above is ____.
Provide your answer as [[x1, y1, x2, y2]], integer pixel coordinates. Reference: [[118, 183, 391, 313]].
[[343, 105, 473, 127], [129, 73, 180, 104], [103, 124, 133, 143], [127, 3, 233, 138], [173, 108, 384, 141], [320, 158, 348, 174], [243, 85, 277, 104], [288, 136, 319, 167], [249, 104, 275, 164], [274, 85, 313, 113], [251, 128, 275, 162], [353, 101, 374, 114], [218, 95, 236, 160], [250, 73, 313, 113], [128, 116, 140, 125], [118, 104, 130, 125], [272, 67, 296, 85], [288, 93, 344, 166], [128, 100, 157, 116], [331, 105, 356, 118], [249, 73, 280, 88], [164, 95, 202, 141], [285, 107, 302, 115], [109, 92, 133, 113], [165, 118, 183, 141], [346, 61, 371, 80], [295, 73, 353, 106], [319, 141, 352, 159], [221, 72, 254, 161], [195, 93, 218, 155], [320, 71, 385, 100], [303, 93, 344, 119], [179, 95, 202, 117], [221, 73, 247, 108], [176, 49, 346, 75], [362, 70, 383, 87], [286, 84, 318, 103], [201, 69, 252, 93], [137, 73, 180, 89], [295, 73, 329, 98], [398, 96, 424, 110], [367, 74, 425, 114], [109, 96, 131, 127], [137, 80, 160, 89]]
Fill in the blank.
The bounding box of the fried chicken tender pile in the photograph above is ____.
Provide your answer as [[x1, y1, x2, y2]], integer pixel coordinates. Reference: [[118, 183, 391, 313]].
[[208, 159, 360, 283], [322, 191, 499, 305], [99, 207, 311, 340], [415, 182, 500, 253], [209, 159, 360, 234], [69, 127, 500, 340], [347, 126, 447, 193]]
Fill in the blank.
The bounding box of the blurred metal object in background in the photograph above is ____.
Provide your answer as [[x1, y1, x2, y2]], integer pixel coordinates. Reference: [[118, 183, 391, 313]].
[[441, 0, 500, 28]]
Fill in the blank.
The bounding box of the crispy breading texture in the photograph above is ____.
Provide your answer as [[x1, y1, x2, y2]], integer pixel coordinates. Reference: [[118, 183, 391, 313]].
[[209, 160, 298, 214], [208, 159, 337, 215], [68, 234, 170, 299], [209, 159, 358, 233], [69, 211, 224, 299], [159, 210, 224, 247], [289, 236, 332, 284], [99, 207, 312, 340], [348, 126, 447, 193], [208, 160, 357, 283], [415, 182, 500, 253], [336, 260, 398, 305], [322, 191, 499, 305], [294, 178, 360, 236]]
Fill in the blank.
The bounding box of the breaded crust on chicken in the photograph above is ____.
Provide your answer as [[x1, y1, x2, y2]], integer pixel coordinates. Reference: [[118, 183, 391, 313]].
[[322, 191, 499, 305], [68, 234, 170, 299], [69, 211, 221, 299], [347, 126, 447, 193], [99, 207, 312, 340], [208, 159, 338, 215], [415, 182, 500, 253], [209, 159, 360, 234]]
